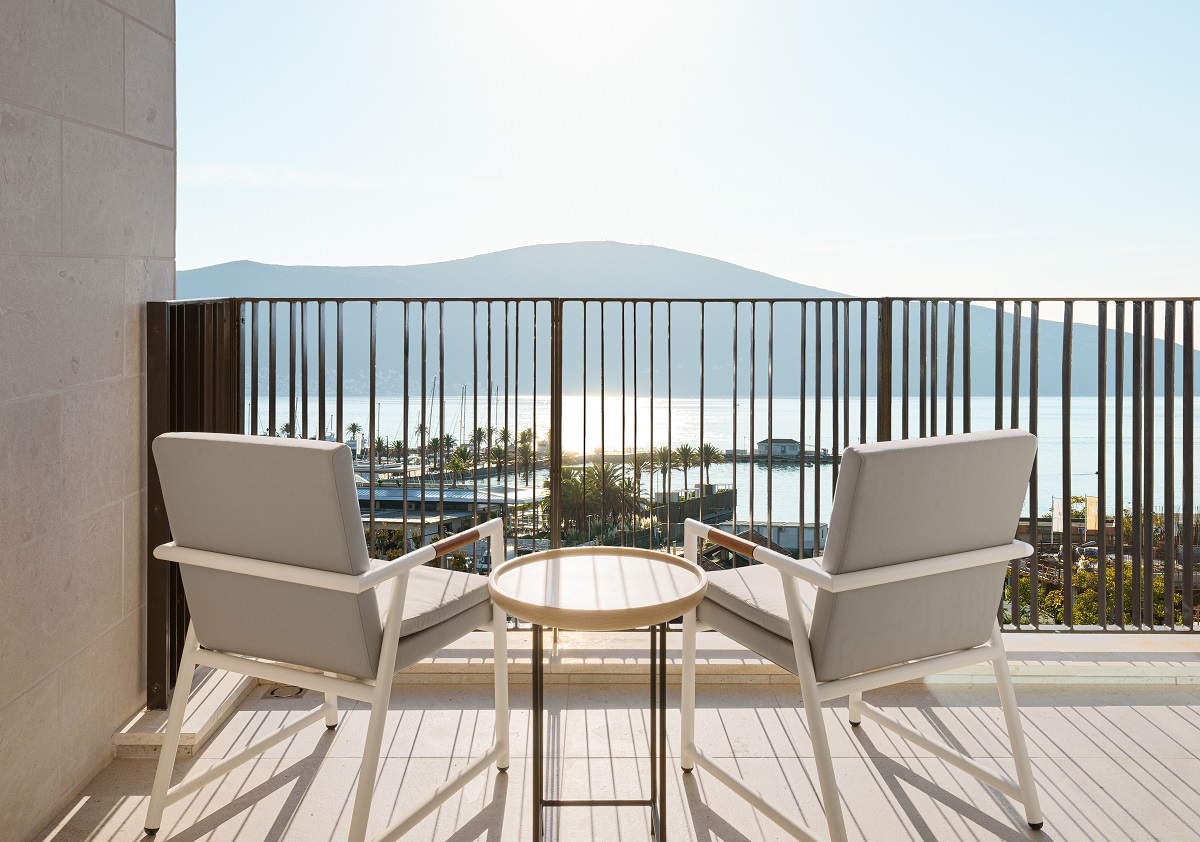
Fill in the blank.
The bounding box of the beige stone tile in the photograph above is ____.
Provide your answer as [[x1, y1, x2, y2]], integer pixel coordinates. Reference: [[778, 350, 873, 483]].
[[0, 503, 123, 709], [124, 258, 174, 377], [0, 0, 123, 130], [122, 490, 146, 616], [59, 612, 144, 788], [60, 376, 140, 520], [0, 255, 124, 400], [0, 394, 62, 545], [0, 103, 60, 252], [62, 122, 174, 257], [0, 675, 61, 838], [106, 0, 174, 37], [124, 19, 174, 147]]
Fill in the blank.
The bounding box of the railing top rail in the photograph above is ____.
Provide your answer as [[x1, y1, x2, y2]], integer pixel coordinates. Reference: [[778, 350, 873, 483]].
[[162, 295, 1200, 306]]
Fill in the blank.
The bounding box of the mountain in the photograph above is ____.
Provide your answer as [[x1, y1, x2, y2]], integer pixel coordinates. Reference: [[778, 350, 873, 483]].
[[178, 241, 839, 301], [178, 243, 1193, 398]]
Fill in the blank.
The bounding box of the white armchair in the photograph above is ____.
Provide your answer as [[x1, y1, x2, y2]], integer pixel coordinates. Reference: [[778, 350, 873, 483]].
[[681, 429, 1044, 842], [144, 432, 510, 842]]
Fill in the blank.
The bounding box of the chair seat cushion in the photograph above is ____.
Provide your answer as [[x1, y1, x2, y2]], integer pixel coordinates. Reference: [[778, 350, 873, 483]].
[[375, 565, 492, 638], [703, 563, 815, 640], [699, 564, 816, 675]]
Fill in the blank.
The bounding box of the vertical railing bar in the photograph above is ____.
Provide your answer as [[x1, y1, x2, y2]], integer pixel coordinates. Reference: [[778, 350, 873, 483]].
[[749, 302, 756, 537], [438, 302, 447, 550], [831, 301, 839, 488], [963, 301, 972, 433], [368, 301, 377, 557], [288, 302, 296, 437], [1143, 302, 1155, 626], [649, 302, 655, 550], [268, 302, 277, 437], [403, 302, 410, 565], [549, 300, 563, 551], [1164, 301, 1176, 628], [1115, 302, 1125, 628], [860, 301, 868, 444], [514, 302, 522, 554], [995, 301, 1004, 431], [300, 301, 308, 439], [621, 301, 628, 545], [1132, 301, 1143, 626], [533, 301, 539, 555], [503, 302, 510, 550], [767, 302, 774, 542], [1062, 301, 1074, 627], [1010, 301, 1022, 430], [336, 302, 343, 454], [945, 301, 956, 436], [930, 300, 939, 436], [317, 303, 325, 442], [250, 302, 259, 436], [1097, 301, 1109, 627], [582, 302, 588, 543], [633, 303, 639, 545], [730, 303, 736, 558], [902, 301, 910, 439], [1029, 302, 1040, 628], [876, 299, 892, 443], [486, 304, 493, 536], [471, 302, 479, 568], [698, 302, 705, 528], [919, 301, 928, 438], [814, 303, 822, 556], [799, 301, 808, 554], [420, 302, 428, 556], [842, 300, 850, 451], [667, 302, 674, 552], [600, 302, 607, 548], [1182, 300, 1194, 629]]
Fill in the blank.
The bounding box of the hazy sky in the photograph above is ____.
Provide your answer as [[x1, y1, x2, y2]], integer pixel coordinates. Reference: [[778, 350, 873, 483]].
[[178, 2, 1198, 299]]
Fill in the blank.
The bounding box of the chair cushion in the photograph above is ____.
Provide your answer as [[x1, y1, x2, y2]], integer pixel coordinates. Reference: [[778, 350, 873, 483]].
[[700, 564, 816, 675], [703, 564, 816, 640], [376, 565, 492, 638]]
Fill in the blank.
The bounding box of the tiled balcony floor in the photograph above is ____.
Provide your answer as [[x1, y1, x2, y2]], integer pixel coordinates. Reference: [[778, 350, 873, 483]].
[[34, 673, 1200, 841]]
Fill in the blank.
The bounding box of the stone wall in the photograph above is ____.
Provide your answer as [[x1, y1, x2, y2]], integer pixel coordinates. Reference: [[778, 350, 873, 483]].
[[0, 0, 175, 835]]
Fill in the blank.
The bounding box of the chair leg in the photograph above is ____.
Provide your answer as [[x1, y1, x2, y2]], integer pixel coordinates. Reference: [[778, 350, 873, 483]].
[[848, 691, 863, 727], [492, 605, 511, 771], [347, 681, 392, 842], [323, 672, 339, 729], [144, 624, 201, 835], [681, 608, 698, 771], [991, 626, 1044, 830]]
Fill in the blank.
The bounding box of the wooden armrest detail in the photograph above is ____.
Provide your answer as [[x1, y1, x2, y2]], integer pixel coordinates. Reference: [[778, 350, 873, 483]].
[[705, 528, 759, 559], [430, 528, 482, 557]]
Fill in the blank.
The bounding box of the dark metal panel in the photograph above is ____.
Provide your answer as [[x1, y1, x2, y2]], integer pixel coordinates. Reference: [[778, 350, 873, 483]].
[[945, 301, 955, 435], [1115, 302, 1125, 628], [1028, 302, 1040, 627], [1183, 301, 1195, 628], [1143, 302, 1155, 625], [1164, 301, 1176, 627], [1132, 301, 1143, 625], [1062, 301, 1074, 626], [876, 299, 892, 442], [549, 300, 563, 549], [1097, 302, 1108, 627]]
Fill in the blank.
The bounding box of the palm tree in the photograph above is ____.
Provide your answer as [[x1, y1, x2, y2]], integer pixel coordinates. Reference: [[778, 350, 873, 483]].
[[675, 444, 699, 497], [472, 426, 488, 457], [488, 445, 507, 481], [651, 446, 673, 502], [278, 422, 292, 438], [517, 442, 535, 485], [445, 454, 470, 485], [700, 443, 725, 485], [346, 421, 362, 439], [630, 452, 650, 495], [373, 436, 387, 458], [519, 427, 534, 447]]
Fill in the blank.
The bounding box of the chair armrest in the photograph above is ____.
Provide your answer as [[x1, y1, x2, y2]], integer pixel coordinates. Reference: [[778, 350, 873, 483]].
[[155, 517, 507, 595], [683, 519, 833, 590]]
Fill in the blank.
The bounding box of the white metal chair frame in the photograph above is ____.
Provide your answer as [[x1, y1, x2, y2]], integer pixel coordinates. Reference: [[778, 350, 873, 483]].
[[680, 518, 1044, 842], [145, 518, 510, 842]]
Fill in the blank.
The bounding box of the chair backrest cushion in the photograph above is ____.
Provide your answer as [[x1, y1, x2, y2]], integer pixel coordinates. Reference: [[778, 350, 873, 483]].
[[808, 430, 1036, 681], [153, 433, 384, 679]]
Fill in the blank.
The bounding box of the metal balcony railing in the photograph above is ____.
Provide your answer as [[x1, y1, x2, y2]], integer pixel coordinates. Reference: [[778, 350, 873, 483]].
[[146, 296, 1198, 707]]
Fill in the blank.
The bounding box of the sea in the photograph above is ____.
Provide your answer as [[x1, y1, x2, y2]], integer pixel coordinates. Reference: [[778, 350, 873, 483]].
[[251, 395, 1196, 525]]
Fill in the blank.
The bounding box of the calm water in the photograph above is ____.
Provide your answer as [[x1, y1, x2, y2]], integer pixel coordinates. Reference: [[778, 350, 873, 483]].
[[252, 395, 1197, 524]]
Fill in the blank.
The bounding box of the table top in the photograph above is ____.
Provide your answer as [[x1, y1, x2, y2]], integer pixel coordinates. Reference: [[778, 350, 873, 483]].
[[489, 546, 708, 631]]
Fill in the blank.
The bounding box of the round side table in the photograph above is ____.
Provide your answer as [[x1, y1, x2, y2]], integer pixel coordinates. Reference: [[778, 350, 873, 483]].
[[490, 546, 707, 841]]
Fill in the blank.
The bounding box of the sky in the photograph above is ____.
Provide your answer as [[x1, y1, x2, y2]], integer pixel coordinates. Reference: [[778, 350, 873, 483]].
[[177, 2, 1199, 300]]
